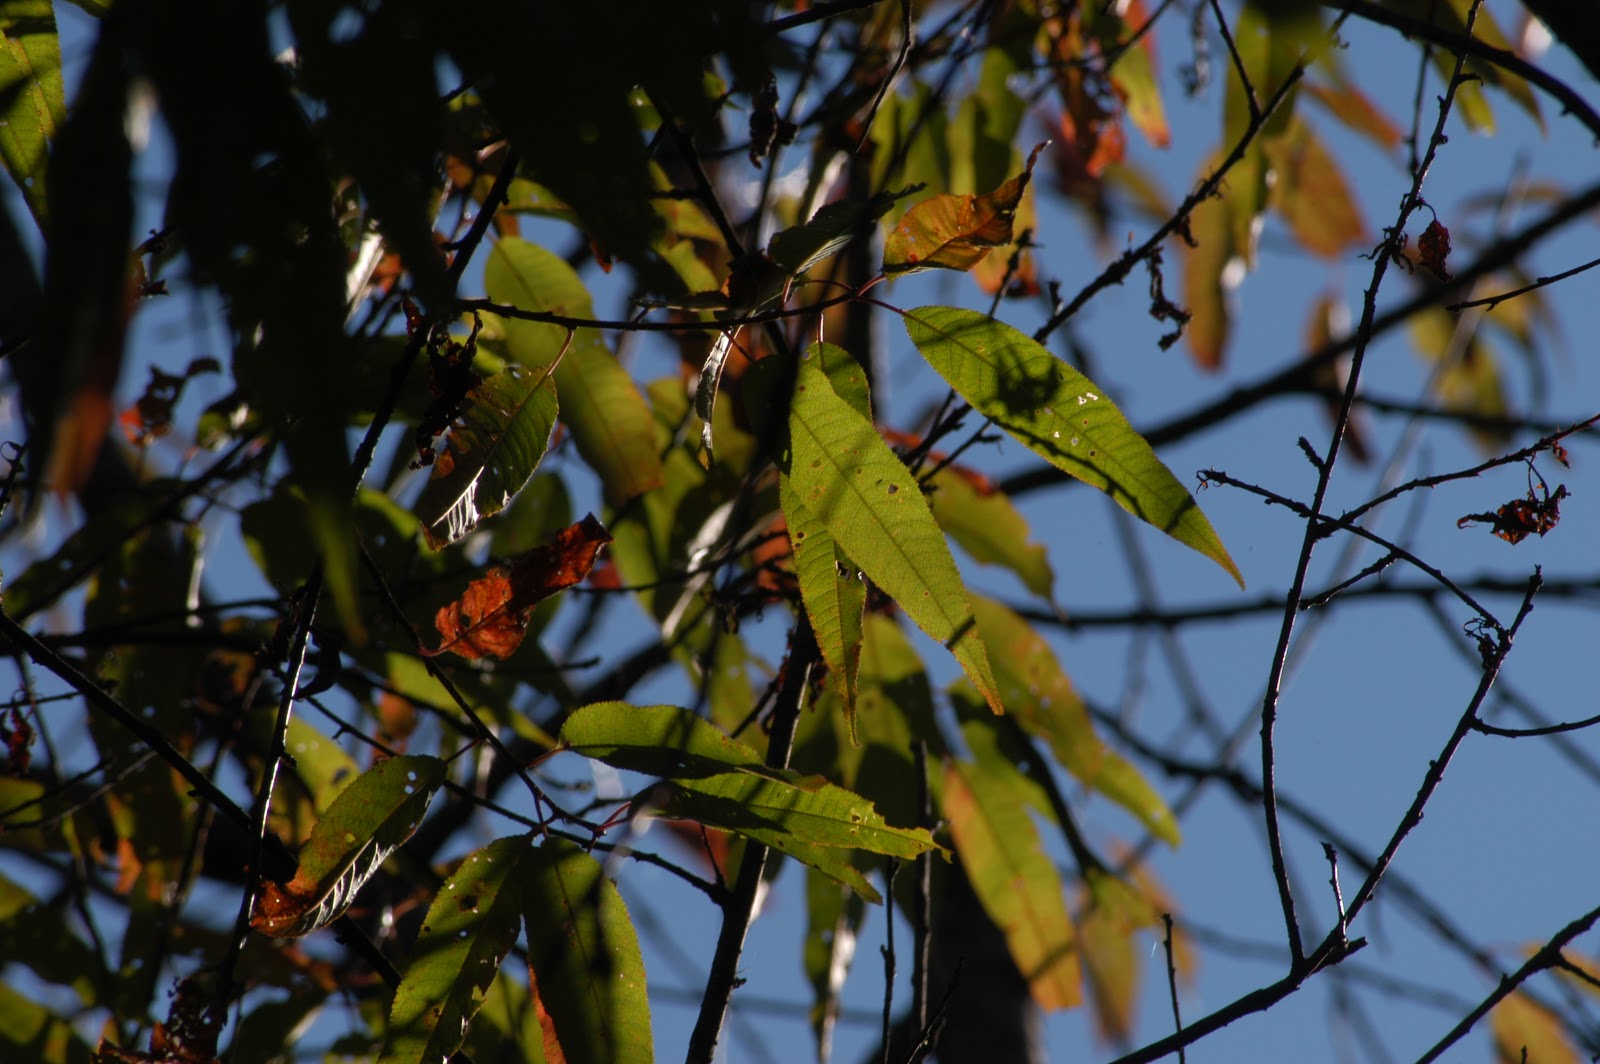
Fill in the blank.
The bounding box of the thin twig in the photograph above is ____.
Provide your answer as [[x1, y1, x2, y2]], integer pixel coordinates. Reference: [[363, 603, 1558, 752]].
[[1162, 913, 1187, 1064]]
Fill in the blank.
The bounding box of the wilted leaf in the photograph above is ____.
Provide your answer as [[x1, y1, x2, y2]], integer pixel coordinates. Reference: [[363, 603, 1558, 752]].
[[1418, 219, 1452, 281], [1457, 482, 1568, 544], [883, 144, 1044, 275], [904, 307, 1243, 586], [413, 364, 559, 549], [252, 755, 446, 938], [380, 835, 531, 1064], [785, 343, 1003, 711], [942, 757, 1080, 1010], [523, 839, 653, 1064], [430, 514, 611, 660]]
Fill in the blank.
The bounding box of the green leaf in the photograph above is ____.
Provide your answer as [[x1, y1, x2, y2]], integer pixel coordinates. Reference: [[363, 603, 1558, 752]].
[[252, 755, 446, 938], [903, 306, 1243, 586], [768, 186, 918, 277], [785, 343, 1003, 710], [1180, 168, 1238, 370], [562, 702, 812, 787], [380, 834, 531, 1064], [926, 467, 1055, 600], [485, 237, 664, 505], [0, 871, 100, 1002], [972, 594, 1180, 845], [0, 0, 65, 229], [523, 839, 653, 1064], [0, 981, 92, 1064], [942, 757, 1081, 1010], [782, 479, 866, 739], [412, 364, 559, 549]]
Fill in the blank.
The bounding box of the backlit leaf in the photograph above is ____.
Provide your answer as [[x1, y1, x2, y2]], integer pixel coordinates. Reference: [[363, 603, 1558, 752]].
[[782, 480, 866, 737], [1181, 177, 1238, 370], [486, 237, 663, 504], [1303, 79, 1403, 152], [523, 839, 652, 1064], [252, 755, 446, 938], [1079, 869, 1158, 1045], [0, 0, 66, 229], [1109, 28, 1169, 149], [903, 306, 1243, 586], [656, 772, 941, 876], [1264, 118, 1365, 257], [413, 364, 558, 549], [785, 343, 1003, 711], [883, 144, 1044, 276], [927, 467, 1055, 600], [1490, 990, 1577, 1064], [942, 757, 1080, 1010], [430, 515, 611, 660], [379, 835, 531, 1064], [971, 595, 1179, 844], [562, 701, 809, 786]]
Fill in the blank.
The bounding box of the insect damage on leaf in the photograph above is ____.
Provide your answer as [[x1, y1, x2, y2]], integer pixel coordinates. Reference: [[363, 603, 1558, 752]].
[[429, 514, 612, 659], [883, 143, 1046, 275]]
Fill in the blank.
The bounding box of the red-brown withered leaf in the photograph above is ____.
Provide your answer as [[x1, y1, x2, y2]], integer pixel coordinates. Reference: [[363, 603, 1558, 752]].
[[1418, 219, 1452, 281], [429, 514, 612, 660], [883, 143, 1045, 275]]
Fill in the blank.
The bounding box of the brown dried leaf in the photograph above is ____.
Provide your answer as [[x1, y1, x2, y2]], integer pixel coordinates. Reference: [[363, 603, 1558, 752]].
[[429, 514, 612, 660], [1458, 483, 1569, 544], [1418, 219, 1452, 280]]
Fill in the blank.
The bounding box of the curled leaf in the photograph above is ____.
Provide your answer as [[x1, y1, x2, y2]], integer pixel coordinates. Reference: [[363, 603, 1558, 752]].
[[883, 143, 1044, 275], [1418, 218, 1452, 281], [1458, 483, 1568, 544], [430, 515, 612, 660]]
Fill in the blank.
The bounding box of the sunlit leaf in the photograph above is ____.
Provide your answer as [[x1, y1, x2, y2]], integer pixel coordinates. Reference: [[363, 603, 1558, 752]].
[[927, 467, 1055, 600], [883, 144, 1044, 275], [412, 364, 558, 549], [252, 755, 446, 938], [523, 839, 653, 1064], [0, 0, 66, 229], [903, 307, 1243, 586], [430, 515, 611, 660], [785, 342, 1003, 710], [942, 757, 1080, 1010], [486, 237, 663, 504], [972, 595, 1179, 844], [379, 834, 531, 1064]]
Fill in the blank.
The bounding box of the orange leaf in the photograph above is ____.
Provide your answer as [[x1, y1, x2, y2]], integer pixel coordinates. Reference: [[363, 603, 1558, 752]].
[[883, 144, 1045, 275], [429, 514, 612, 660]]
